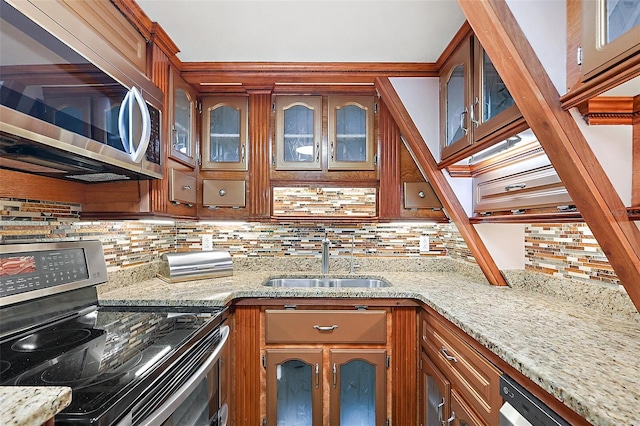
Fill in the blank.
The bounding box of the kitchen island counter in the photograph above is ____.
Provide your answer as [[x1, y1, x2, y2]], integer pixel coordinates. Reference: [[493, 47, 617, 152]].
[[99, 269, 640, 426]]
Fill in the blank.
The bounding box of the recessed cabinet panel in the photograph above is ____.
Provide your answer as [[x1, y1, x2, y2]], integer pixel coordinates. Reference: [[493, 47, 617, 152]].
[[265, 310, 386, 344], [201, 97, 248, 171], [202, 180, 246, 208], [169, 169, 196, 205], [328, 96, 375, 170], [275, 96, 323, 170], [404, 182, 442, 209]]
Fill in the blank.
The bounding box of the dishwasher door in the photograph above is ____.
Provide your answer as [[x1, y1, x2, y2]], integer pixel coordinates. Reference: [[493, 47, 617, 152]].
[[499, 375, 570, 426]]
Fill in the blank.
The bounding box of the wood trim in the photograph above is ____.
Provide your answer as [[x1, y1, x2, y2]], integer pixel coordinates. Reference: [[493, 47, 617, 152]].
[[110, 0, 154, 40], [469, 212, 583, 224], [378, 100, 402, 219], [375, 77, 508, 287], [391, 307, 418, 426], [248, 91, 273, 219], [233, 306, 262, 425], [577, 96, 637, 125], [634, 107, 640, 206], [181, 62, 438, 90], [149, 23, 181, 69], [459, 0, 640, 311], [435, 21, 473, 71], [0, 169, 86, 204]]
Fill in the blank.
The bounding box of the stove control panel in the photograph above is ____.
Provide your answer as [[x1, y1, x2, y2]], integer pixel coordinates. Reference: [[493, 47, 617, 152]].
[[0, 241, 107, 304]]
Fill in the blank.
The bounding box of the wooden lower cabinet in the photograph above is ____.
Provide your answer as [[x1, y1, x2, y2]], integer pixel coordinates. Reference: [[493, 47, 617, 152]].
[[419, 308, 501, 426], [266, 347, 387, 425]]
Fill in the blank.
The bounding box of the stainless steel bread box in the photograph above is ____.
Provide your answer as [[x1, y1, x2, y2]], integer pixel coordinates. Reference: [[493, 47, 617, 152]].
[[159, 251, 233, 282]]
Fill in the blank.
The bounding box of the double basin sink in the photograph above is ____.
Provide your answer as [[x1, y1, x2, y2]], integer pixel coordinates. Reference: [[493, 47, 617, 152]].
[[264, 277, 389, 288]]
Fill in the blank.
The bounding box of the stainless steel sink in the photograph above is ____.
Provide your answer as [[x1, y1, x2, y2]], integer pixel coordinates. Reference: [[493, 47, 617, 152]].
[[264, 277, 390, 288]]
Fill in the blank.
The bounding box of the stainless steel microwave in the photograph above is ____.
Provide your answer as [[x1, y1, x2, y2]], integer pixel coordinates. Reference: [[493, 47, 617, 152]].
[[0, 0, 164, 182]]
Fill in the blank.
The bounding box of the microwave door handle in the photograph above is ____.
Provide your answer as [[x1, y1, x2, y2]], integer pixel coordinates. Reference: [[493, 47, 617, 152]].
[[138, 324, 231, 426], [129, 86, 151, 163], [118, 89, 133, 155]]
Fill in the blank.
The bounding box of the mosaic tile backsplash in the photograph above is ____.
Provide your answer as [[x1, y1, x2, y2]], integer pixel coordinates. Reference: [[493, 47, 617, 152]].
[[0, 198, 620, 288]]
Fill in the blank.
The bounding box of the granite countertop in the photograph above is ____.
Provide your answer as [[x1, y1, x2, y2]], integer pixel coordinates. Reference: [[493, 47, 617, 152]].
[[0, 386, 71, 426], [99, 269, 640, 426]]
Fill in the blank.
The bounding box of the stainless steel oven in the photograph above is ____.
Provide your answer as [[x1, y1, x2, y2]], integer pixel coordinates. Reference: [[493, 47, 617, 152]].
[[0, 241, 229, 426]]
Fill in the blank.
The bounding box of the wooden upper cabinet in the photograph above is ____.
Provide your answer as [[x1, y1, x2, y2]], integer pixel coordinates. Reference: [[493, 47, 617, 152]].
[[169, 70, 197, 167], [328, 96, 376, 171], [201, 96, 249, 171], [440, 35, 523, 161], [274, 95, 376, 171], [274, 95, 323, 171], [581, 0, 640, 81]]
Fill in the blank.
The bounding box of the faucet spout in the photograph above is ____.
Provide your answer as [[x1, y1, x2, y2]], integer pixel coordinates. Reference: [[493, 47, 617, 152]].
[[322, 235, 330, 274]]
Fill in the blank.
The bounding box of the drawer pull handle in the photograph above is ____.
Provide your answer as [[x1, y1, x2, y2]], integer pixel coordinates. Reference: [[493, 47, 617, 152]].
[[314, 325, 338, 331], [219, 189, 226, 196], [182, 185, 191, 191], [418, 191, 425, 198], [440, 347, 458, 363], [505, 183, 526, 191]]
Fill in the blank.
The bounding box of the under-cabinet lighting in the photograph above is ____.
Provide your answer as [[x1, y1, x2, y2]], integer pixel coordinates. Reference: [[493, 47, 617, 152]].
[[388, 221, 437, 226], [200, 82, 243, 86]]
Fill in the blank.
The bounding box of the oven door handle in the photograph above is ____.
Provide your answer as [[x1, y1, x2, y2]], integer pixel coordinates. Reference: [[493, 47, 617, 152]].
[[139, 324, 230, 426]]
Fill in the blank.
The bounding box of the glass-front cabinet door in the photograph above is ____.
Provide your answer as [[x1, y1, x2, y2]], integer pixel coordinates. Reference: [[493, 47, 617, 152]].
[[201, 96, 248, 171], [329, 349, 386, 426], [440, 36, 472, 160], [275, 96, 323, 170], [472, 40, 520, 142], [582, 0, 640, 79], [170, 70, 197, 167], [419, 351, 451, 426], [449, 389, 486, 426], [266, 349, 323, 426], [328, 96, 375, 170]]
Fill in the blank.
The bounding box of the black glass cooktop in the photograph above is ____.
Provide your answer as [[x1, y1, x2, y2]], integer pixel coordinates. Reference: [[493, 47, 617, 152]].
[[0, 306, 225, 425]]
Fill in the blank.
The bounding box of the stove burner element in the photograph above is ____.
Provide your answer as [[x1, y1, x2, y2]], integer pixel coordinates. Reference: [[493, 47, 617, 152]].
[[11, 329, 92, 352]]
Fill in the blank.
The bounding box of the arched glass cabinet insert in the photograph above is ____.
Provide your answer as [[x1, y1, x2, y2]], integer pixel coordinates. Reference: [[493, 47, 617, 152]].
[[266, 349, 323, 426], [328, 96, 375, 171], [170, 70, 197, 167], [201, 96, 248, 171], [275, 96, 322, 171]]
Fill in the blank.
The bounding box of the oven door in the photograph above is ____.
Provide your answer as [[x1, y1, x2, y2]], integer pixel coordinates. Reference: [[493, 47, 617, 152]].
[[125, 324, 230, 426]]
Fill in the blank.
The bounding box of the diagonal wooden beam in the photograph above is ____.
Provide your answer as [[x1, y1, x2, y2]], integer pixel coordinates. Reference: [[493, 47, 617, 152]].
[[375, 77, 508, 286], [458, 0, 640, 311]]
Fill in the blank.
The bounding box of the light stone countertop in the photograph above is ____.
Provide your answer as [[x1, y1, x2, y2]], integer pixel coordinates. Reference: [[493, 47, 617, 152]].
[[98, 269, 640, 426], [0, 386, 71, 426]]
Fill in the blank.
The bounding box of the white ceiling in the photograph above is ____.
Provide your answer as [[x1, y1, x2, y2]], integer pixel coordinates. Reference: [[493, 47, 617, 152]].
[[135, 0, 466, 63]]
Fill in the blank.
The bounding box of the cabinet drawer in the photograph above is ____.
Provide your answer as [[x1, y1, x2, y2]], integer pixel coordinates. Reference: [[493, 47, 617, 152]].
[[265, 310, 386, 344], [474, 164, 572, 213], [423, 312, 501, 425], [203, 180, 246, 207], [169, 169, 196, 205]]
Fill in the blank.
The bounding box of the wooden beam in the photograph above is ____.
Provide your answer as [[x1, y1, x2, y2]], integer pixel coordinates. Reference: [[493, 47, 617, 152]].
[[375, 77, 508, 287], [459, 0, 640, 311]]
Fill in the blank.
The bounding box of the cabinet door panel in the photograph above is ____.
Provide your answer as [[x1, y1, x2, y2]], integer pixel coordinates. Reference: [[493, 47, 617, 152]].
[[266, 349, 323, 426], [420, 351, 451, 426], [440, 36, 473, 160], [275, 96, 322, 171], [201, 96, 248, 171], [328, 96, 375, 170], [329, 349, 386, 426], [450, 389, 487, 426], [170, 70, 197, 167]]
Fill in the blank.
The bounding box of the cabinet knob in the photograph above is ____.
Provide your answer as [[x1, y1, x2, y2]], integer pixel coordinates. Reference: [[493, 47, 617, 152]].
[[182, 185, 191, 191], [219, 189, 226, 196], [418, 191, 425, 198]]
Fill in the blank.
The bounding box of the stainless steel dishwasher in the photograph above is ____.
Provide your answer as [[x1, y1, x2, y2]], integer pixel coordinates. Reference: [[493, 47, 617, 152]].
[[499, 375, 571, 426]]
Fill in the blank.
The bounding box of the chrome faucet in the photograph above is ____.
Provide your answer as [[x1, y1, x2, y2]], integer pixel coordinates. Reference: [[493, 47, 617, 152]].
[[321, 235, 330, 274]]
